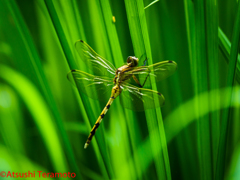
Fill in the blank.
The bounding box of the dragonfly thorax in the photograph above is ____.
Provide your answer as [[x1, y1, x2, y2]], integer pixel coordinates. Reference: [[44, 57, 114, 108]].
[[113, 56, 138, 85], [114, 64, 134, 85]]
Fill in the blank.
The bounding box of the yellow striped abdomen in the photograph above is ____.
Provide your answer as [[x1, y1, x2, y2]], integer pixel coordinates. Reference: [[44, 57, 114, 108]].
[[84, 85, 122, 149]]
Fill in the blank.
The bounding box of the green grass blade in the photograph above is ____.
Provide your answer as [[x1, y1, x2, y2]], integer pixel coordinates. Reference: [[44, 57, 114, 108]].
[[119, 85, 240, 179], [164, 86, 240, 143], [124, 1, 171, 179], [216, 1, 240, 179], [225, 143, 240, 180], [44, 0, 76, 70], [99, 0, 141, 179], [193, 1, 211, 179], [0, 85, 25, 153], [205, 0, 220, 178], [4, 0, 81, 177], [144, 0, 159, 10], [185, 0, 214, 179], [218, 27, 240, 83], [183, 1, 200, 178], [43, 1, 111, 179], [0, 65, 68, 172]]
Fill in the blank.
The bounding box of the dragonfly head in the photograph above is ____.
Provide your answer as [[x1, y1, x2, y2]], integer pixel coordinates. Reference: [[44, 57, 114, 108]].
[[127, 56, 139, 67]]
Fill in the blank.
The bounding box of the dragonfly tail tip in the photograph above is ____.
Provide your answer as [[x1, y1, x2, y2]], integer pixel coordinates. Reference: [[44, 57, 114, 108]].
[[84, 143, 88, 149]]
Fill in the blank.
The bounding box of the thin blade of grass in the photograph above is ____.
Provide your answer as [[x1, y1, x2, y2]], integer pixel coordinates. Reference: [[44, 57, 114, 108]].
[[44, 1, 113, 179], [119, 86, 240, 179], [184, 0, 203, 179], [5, 0, 80, 176], [218, 27, 240, 83], [183, 1, 200, 178], [185, 0, 212, 179], [0, 85, 25, 153], [144, 0, 159, 10], [149, 1, 192, 179], [215, 1, 240, 179], [193, 1, 212, 179], [205, 0, 220, 178], [124, 1, 171, 179], [164, 86, 240, 144], [99, 0, 141, 179], [0, 65, 68, 173]]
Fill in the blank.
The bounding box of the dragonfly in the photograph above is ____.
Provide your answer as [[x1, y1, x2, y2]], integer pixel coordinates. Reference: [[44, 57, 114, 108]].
[[67, 40, 177, 149]]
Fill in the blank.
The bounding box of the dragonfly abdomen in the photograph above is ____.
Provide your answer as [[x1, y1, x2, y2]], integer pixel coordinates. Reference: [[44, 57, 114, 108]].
[[84, 85, 122, 149]]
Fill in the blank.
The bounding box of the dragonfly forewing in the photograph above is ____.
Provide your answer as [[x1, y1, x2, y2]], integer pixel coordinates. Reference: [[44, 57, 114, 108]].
[[126, 60, 177, 88], [75, 40, 116, 78], [67, 70, 113, 102]]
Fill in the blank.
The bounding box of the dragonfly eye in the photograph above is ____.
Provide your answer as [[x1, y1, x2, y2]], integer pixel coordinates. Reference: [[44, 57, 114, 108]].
[[132, 57, 139, 66], [127, 56, 132, 63], [127, 56, 139, 67]]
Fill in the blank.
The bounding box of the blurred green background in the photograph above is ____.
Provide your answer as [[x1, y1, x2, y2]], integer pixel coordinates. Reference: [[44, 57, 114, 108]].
[[0, 0, 240, 180]]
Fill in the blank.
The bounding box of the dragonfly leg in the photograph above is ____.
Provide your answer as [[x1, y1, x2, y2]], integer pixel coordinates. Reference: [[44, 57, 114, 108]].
[[143, 57, 148, 66], [141, 72, 150, 87], [116, 72, 120, 84], [132, 72, 150, 88], [132, 75, 143, 87]]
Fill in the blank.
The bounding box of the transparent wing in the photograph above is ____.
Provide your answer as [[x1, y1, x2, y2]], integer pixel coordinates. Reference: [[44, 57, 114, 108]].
[[75, 40, 116, 77], [125, 60, 177, 87], [119, 83, 165, 111], [67, 70, 113, 101]]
